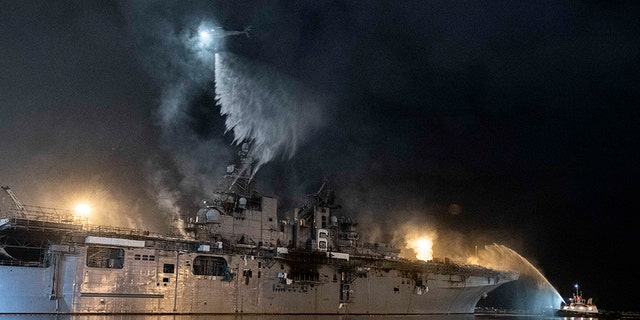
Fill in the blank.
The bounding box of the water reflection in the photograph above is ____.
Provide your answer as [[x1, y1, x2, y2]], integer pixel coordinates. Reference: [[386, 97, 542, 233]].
[[7, 315, 636, 320], [0, 315, 478, 320], [3, 312, 637, 320]]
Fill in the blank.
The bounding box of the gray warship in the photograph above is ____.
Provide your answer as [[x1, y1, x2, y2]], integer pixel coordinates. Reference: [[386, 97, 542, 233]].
[[0, 144, 517, 314]]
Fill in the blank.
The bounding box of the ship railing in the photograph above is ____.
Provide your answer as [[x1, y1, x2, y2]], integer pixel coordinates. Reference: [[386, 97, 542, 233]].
[[227, 243, 279, 257], [2, 206, 85, 225], [86, 224, 152, 237], [348, 256, 513, 279]]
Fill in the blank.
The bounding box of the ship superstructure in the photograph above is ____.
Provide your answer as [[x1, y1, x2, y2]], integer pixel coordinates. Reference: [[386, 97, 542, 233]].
[[0, 145, 517, 314]]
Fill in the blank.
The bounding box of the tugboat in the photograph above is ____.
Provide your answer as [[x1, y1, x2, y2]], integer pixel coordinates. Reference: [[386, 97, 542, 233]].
[[557, 284, 605, 317]]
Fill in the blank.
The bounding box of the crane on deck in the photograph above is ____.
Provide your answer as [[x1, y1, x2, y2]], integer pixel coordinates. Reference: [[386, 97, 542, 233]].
[[1, 186, 28, 217]]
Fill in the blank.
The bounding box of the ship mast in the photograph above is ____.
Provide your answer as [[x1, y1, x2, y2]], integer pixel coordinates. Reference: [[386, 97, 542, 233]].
[[225, 142, 255, 196]]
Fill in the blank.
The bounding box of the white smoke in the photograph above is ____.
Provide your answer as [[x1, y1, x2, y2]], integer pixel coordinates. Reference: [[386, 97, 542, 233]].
[[214, 52, 325, 176], [140, 19, 234, 197], [155, 23, 215, 135], [126, 6, 328, 228], [146, 159, 189, 238], [120, 6, 238, 229]]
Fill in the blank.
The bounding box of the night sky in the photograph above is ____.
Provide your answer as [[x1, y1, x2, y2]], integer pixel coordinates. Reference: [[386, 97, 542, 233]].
[[1, 1, 639, 312]]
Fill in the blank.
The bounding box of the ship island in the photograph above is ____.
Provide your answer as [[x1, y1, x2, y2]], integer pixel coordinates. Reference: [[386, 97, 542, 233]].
[[0, 143, 518, 314]]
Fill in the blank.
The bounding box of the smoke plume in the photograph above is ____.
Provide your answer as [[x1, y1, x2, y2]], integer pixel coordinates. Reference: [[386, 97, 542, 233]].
[[123, 3, 330, 233]]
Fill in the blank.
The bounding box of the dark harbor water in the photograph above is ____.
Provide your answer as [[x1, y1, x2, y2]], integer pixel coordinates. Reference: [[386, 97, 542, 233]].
[[2, 314, 639, 320]]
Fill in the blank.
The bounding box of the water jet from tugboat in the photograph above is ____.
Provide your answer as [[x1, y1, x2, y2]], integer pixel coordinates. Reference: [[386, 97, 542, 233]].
[[478, 244, 565, 312]]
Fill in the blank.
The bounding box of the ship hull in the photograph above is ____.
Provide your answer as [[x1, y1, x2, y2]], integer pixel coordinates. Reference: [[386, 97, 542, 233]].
[[1, 183, 517, 315], [0, 244, 514, 314]]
